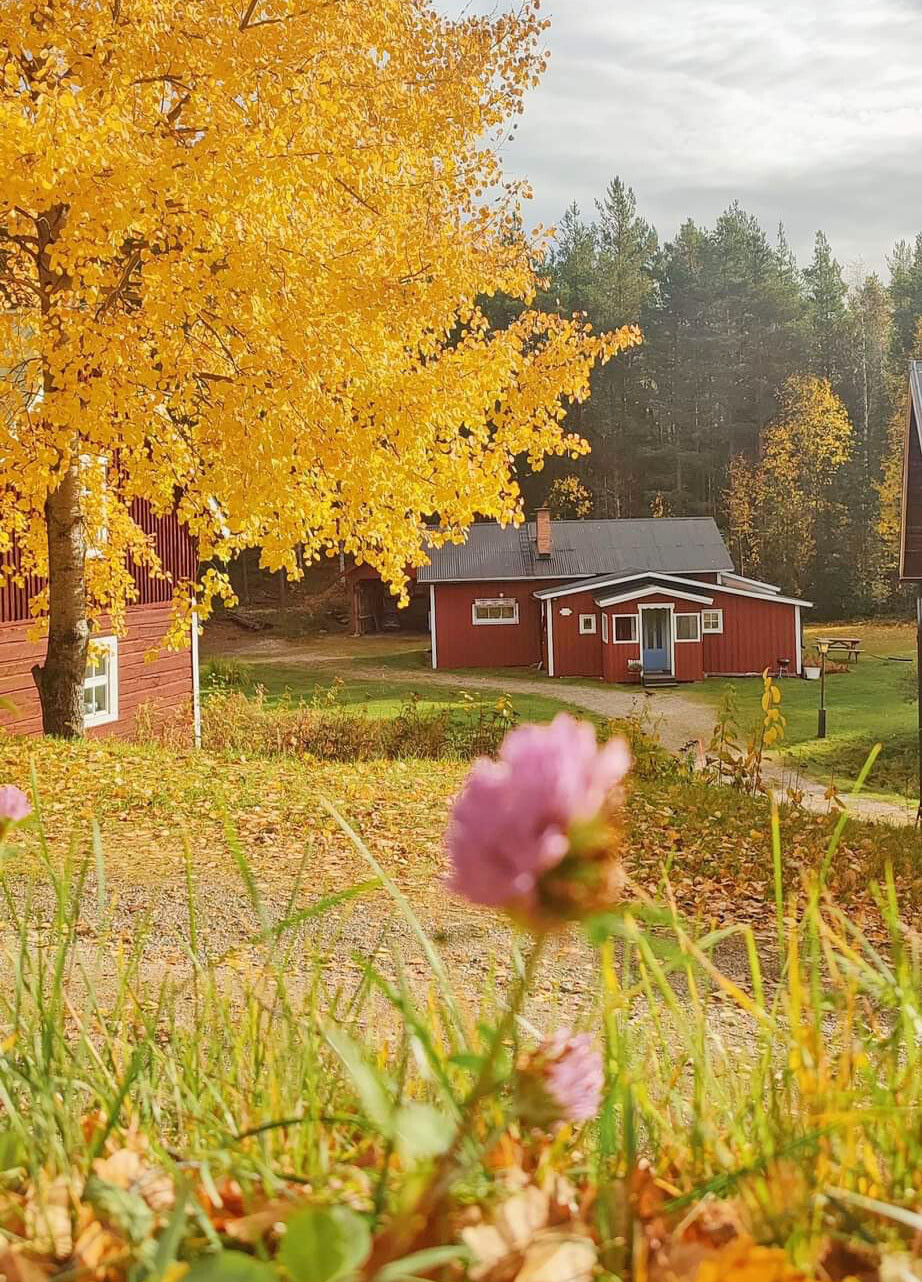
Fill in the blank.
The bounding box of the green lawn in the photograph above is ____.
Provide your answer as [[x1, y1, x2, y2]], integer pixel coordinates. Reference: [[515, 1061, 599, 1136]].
[[203, 656, 604, 728], [683, 622, 919, 797]]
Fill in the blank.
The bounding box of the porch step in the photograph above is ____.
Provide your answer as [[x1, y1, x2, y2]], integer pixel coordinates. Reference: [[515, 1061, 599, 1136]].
[[642, 673, 677, 689]]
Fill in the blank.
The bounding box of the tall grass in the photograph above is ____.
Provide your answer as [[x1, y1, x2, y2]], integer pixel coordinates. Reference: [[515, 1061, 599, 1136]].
[[0, 799, 918, 1276]]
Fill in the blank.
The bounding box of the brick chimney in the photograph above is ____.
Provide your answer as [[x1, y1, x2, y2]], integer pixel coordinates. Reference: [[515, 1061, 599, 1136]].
[[535, 507, 553, 558]]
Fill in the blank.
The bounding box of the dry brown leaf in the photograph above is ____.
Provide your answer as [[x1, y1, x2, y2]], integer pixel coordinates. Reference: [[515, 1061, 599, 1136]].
[[0, 1246, 55, 1282], [224, 1199, 302, 1245], [24, 1176, 73, 1261], [463, 1186, 550, 1281], [692, 1235, 806, 1281], [513, 1232, 596, 1282]]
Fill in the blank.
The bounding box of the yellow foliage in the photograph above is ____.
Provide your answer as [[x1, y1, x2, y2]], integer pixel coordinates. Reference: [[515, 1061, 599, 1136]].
[[546, 474, 593, 519], [0, 0, 640, 636], [726, 376, 852, 595]]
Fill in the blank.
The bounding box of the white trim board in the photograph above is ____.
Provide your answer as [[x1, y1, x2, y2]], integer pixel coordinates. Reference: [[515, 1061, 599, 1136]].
[[596, 585, 713, 607], [533, 569, 726, 602], [535, 570, 811, 608], [718, 572, 781, 594], [546, 599, 555, 677], [638, 602, 674, 676], [191, 601, 202, 748], [429, 584, 437, 669]]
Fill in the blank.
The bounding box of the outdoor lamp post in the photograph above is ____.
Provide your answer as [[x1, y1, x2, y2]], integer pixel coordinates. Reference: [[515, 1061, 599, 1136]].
[[817, 641, 830, 739]]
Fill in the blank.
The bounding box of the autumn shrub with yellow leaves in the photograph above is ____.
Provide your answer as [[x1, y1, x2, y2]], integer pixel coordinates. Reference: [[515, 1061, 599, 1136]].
[[0, 715, 920, 1282]]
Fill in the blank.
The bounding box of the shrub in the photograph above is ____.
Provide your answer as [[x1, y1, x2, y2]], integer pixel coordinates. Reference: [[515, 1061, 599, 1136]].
[[193, 687, 521, 761]]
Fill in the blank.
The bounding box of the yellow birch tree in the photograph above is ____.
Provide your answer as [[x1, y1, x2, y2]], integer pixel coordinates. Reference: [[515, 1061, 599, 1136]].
[[0, 0, 639, 736], [728, 376, 852, 596]]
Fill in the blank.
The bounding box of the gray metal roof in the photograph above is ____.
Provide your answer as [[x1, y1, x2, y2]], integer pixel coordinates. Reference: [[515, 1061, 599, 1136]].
[[418, 517, 734, 583]]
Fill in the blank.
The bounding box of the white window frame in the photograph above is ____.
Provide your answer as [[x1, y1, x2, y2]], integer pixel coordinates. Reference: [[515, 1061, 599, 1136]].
[[471, 598, 519, 626], [601, 612, 609, 644], [612, 614, 639, 644], [83, 636, 119, 728], [702, 608, 724, 634], [578, 614, 597, 635], [79, 454, 109, 560], [674, 613, 701, 643]]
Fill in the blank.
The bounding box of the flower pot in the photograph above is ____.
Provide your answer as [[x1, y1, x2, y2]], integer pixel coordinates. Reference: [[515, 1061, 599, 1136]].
[[803, 665, 821, 680]]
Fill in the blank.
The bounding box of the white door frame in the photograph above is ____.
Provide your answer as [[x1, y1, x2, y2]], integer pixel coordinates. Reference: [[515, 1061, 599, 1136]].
[[638, 602, 674, 676], [546, 600, 555, 677]]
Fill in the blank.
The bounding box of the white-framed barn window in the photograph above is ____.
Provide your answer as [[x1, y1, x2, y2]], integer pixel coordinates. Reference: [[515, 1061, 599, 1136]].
[[613, 615, 638, 643], [702, 608, 723, 634], [601, 613, 609, 643], [83, 636, 119, 727], [675, 613, 701, 642], [578, 614, 597, 635], [472, 598, 519, 626]]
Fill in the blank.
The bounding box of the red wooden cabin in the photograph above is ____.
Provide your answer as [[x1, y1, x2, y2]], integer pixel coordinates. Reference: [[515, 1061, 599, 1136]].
[[1, 504, 199, 737], [407, 513, 810, 684]]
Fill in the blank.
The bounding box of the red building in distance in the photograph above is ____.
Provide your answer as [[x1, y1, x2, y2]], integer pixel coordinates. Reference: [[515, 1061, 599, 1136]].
[[354, 514, 810, 685]]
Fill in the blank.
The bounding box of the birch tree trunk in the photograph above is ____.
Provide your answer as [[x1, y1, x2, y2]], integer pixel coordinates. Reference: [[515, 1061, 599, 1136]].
[[31, 461, 90, 738], [29, 205, 91, 737]]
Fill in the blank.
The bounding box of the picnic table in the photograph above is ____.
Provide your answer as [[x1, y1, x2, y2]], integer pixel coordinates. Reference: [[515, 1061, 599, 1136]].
[[816, 636, 862, 663]]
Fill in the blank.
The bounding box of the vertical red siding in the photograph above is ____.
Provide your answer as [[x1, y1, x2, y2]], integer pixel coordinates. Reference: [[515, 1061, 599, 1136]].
[[702, 590, 799, 675], [433, 580, 560, 670], [0, 605, 193, 739], [602, 601, 642, 683], [1, 505, 197, 625], [549, 590, 603, 678]]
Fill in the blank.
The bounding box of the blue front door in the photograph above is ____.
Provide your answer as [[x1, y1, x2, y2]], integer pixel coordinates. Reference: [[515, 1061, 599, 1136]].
[[642, 608, 671, 673]]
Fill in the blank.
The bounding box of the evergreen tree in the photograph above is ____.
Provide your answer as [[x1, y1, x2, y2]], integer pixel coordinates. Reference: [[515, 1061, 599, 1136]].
[[804, 231, 849, 384]]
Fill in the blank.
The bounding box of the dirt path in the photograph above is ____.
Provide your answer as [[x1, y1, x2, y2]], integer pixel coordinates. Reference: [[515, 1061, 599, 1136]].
[[348, 665, 916, 828], [204, 630, 916, 827]]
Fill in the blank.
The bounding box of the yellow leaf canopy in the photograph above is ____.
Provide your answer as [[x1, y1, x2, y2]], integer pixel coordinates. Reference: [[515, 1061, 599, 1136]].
[[0, 0, 639, 635]]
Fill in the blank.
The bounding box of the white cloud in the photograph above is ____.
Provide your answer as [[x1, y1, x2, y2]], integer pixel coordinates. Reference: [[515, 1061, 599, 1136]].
[[441, 0, 922, 268]]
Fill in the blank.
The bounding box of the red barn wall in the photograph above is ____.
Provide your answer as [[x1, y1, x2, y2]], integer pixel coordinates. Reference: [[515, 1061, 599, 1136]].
[[549, 590, 603, 678], [1, 503, 197, 625], [433, 580, 560, 670], [0, 604, 193, 739], [702, 590, 799, 675]]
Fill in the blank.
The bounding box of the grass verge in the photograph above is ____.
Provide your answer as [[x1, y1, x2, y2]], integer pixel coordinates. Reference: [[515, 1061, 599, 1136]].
[[0, 744, 918, 1279]]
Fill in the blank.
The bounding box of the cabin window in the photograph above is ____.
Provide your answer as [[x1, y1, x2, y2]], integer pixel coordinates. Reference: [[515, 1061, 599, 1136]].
[[613, 615, 638, 643], [578, 614, 597, 635], [601, 613, 609, 643], [83, 636, 119, 727], [702, 609, 724, 634], [472, 598, 519, 625], [675, 613, 701, 642]]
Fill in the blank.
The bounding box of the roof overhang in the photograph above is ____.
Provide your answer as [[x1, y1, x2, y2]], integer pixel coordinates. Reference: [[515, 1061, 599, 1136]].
[[536, 570, 811, 609], [534, 569, 718, 601], [717, 572, 781, 594], [595, 585, 714, 606]]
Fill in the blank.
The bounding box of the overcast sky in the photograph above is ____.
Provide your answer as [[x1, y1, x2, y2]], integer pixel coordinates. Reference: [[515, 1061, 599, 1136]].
[[444, 0, 922, 275]]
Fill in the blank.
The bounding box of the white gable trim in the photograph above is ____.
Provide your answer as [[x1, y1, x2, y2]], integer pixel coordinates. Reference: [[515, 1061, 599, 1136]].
[[536, 570, 811, 608], [718, 572, 781, 594], [596, 585, 714, 607], [533, 569, 725, 602]]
